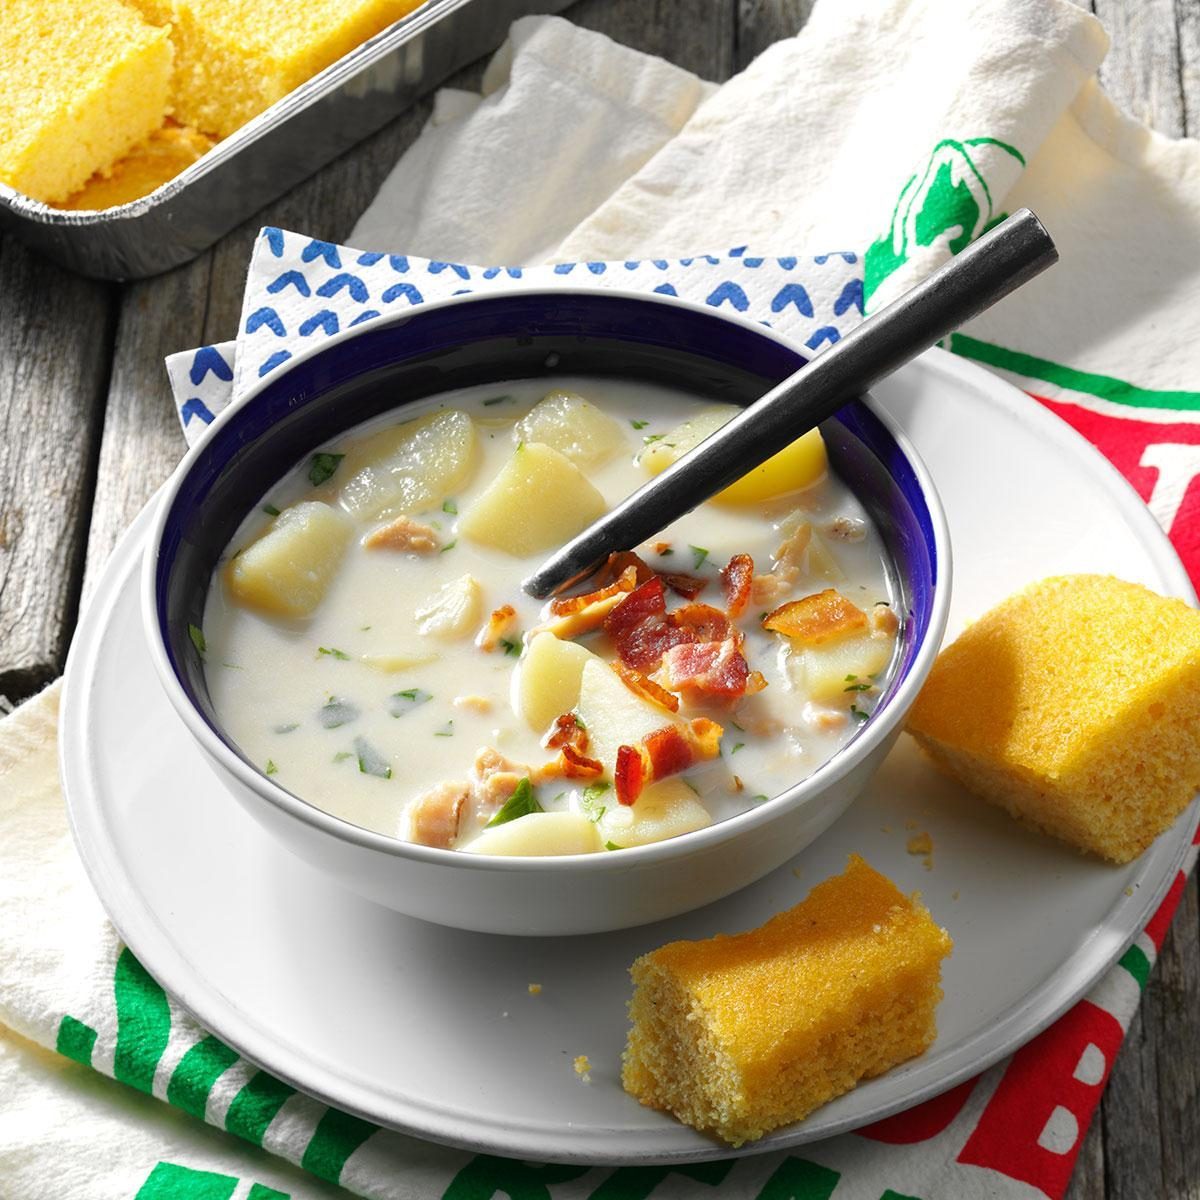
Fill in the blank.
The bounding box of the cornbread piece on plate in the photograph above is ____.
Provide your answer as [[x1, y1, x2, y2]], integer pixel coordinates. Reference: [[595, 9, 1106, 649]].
[[623, 855, 952, 1146], [125, 0, 427, 138], [908, 574, 1200, 863], [0, 0, 172, 205]]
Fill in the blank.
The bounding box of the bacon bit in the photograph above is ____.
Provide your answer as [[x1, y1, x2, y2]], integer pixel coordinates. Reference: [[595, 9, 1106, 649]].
[[549, 566, 638, 616], [543, 712, 587, 750], [559, 744, 604, 778], [662, 572, 708, 600], [475, 604, 518, 651], [653, 541, 672, 555], [453, 694, 493, 713], [763, 589, 869, 646], [659, 638, 751, 705], [605, 576, 690, 671], [602, 551, 656, 586], [614, 744, 647, 806], [363, 515, 439, 553], [539, 566, 639, 638], [729, 775, 744, 794], [406, 782, 469, 848], [614, 718, 723, 805], [668, 602, 732, 643], [614, 663, 680, 713], [720, 554, 754, 618], [870, 603, 900, 636], [745, 670, 768, 696]]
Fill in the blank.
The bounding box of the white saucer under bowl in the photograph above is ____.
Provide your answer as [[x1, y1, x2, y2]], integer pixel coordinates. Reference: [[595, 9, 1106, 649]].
[[60, 348, 1199, 1164]]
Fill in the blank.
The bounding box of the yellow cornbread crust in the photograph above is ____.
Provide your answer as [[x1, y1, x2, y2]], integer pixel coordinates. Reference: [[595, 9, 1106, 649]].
[[623, 855, 952, 1146], [908, 574, 1200, 864], [0, 0, 172, 205], [124, 0, 427, 139]]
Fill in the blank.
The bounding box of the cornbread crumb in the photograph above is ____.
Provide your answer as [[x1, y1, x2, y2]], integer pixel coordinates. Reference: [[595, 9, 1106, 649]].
[[908, 575, 1200, 864], [1124, 886, 1134, 897], [573, 1055, 592, 1083], [0, 0, 173, 204], [528, 983, 542, 995], [906, 832, 933, 856], [623, 855, 952, 1146], [124, 0, 426, 137]]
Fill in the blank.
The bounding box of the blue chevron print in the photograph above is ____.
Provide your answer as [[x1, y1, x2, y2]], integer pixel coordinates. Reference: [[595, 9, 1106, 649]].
[[176, 228, 866, 434]]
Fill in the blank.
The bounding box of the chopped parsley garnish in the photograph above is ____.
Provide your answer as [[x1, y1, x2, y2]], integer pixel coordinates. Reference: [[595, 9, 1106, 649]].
[[308, 452, 344, 487], [642, 433, 666, 444], [659, 547, 674, 557], [434, 720, 455, 737], [354, 736, 392, 779], [442, 498, 458, 515], [850, 704, 870, 722], [499, 637, 522, 657], [604, 841, 624, 852], [264, 760, 278, 776], [482, 393, 514, 406], [689, 545, 710, 570], [389, 688, 432, 717], [845, 674, 857, 681], [486, 777, 542, 827], [844, 682, 872, 693], [273, 722, 299, 734], [630, 419, 649, 430], [317, 646, 350, 660], [188, 623, 206, 654], [333, 751, 354, 763], [730, 719, 744, 732], [573, 712, 586, 730], [581, 781, 610, 822], [262, 503, 281, 516], [730, 742, 745, 755], [440, 540, 457, 553], [752, 794, 769, 803], [319, 697, 360, 729]]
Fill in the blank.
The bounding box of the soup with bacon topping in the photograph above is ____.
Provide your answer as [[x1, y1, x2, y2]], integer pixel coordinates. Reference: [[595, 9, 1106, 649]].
[[200, 378, 900, 855]]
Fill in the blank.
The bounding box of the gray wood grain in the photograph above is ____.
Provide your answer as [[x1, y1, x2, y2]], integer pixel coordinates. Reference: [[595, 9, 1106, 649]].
[[734, 0, 816, 68], [569, 0, 735, 78], [0, 236, 113, 701], [1092, 0, 1186, 137]]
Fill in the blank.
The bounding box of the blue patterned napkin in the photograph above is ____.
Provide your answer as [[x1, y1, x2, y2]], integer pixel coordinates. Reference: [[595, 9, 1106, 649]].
[[165, 226, 865, 437]]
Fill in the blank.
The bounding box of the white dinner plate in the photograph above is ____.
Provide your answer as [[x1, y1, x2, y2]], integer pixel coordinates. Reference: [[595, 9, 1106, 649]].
[[60, 348, 1200, 1164]]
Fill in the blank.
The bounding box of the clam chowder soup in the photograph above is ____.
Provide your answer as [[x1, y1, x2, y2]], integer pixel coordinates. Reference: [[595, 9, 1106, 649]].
[[202, 379, 900, 856]]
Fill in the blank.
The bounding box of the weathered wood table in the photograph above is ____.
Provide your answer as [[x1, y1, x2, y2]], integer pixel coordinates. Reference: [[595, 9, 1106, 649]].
[[1, 1, 1195, 1195]]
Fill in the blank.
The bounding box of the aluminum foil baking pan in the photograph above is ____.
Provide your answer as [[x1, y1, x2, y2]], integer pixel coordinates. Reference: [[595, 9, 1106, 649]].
[[0, 0, 575, 280]]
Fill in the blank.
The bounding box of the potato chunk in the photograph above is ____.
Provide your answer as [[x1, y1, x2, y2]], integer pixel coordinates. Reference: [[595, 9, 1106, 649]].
[[787, 632, 895, 705], [416, 575, 483, 640], [518, 632, 603, 733], [465, 811, 602, 856], [514, 391, 626, 467], [597, 777, 712, 848], [226, 501, 351, 618], [336, 410, 477, 520], [642, 404, 826, 505], [576, 658, 682, 777], [459, 442, 607, 557]]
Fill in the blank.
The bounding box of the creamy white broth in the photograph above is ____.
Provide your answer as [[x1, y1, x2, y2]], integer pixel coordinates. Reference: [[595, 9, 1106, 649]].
[[202, 376, 899, 851]]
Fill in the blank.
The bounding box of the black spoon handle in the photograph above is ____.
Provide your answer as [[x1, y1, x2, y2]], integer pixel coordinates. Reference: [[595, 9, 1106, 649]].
[[523, 208, 1058, 600]]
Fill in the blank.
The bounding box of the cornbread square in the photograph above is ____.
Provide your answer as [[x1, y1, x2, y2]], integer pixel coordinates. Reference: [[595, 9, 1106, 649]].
[[125, 0, 426, 138], [908, 575, 1200, 864], [0, 0, 172, 205], [623, 855, 952, 1146], [64, 124, 215, 211]]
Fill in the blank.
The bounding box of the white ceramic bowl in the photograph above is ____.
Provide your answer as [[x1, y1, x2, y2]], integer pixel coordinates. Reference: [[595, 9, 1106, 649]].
[[143, 289, 951, 935]]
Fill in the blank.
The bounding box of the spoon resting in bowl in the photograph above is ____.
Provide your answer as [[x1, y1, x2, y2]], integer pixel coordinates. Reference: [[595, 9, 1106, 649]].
[[523, 208, 1057, 600]]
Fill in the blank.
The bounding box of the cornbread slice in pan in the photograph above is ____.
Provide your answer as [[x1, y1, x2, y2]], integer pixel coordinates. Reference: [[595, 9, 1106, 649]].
[[0, 0, 172, 205], [908, 575, 1200, 864], [64, 124, 215, 211], [623, 855, 952, 1146], [125, 0, 427, 138]]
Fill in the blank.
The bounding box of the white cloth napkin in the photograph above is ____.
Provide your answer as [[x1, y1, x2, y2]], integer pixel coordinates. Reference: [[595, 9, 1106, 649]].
[[6, 2, 1200, 1198]]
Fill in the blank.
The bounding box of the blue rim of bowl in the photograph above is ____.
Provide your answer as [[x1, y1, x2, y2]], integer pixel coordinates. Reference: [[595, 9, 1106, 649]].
[[142, 287, 952, 871]]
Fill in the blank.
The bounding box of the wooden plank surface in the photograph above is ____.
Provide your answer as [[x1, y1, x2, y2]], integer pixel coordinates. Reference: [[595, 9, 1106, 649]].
[[0, 238, 113, 702], [1, 2, 1198, 1196]]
